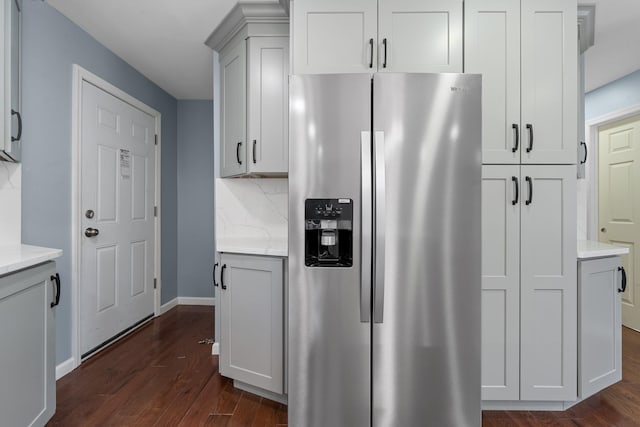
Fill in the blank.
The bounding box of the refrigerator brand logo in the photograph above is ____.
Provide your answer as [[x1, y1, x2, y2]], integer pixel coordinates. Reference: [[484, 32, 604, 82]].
[[450, 86, 468, 93]]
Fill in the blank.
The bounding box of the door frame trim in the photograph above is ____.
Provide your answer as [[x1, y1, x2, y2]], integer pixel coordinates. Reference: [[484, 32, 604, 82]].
[[70, 64, 162, 369], [585, 103, 640, 240]]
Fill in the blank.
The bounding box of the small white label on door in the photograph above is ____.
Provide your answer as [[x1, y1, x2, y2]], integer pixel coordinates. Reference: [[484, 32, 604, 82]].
[[120, 149, 131, 178]]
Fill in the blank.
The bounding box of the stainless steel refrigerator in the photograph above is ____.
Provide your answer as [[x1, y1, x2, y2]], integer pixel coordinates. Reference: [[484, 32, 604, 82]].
[[289, 73, 481, 427]]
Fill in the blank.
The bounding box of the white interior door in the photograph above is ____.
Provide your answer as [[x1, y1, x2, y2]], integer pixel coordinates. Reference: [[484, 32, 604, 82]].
[[599, 115, 640, 331], [80, 81, 156, 357]]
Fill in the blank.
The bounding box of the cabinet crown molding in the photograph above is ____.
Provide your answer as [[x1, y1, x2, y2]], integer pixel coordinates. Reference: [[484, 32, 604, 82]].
[[206, 2, 289, 53], [578, 4, 595, 53]]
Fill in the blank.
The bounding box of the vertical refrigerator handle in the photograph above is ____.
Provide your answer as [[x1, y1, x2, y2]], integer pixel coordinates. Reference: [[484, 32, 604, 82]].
[[360, 132, 372, 323], [373, 131, 386, 323]]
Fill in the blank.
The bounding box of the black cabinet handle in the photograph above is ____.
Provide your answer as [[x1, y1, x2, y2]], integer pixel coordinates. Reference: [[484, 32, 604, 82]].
[[253, 140, 257, 164], [11, 109, 22, 142], [382, 38, 387, 68], [213, 262, 219, 287], [512, 176, 519, 206], [526, 124, 533, 153], [580, 141, 588, 164], [618, 266, 627, 293], [51, 273, 61, 308], [369, 38, 374, 68], [525, 176, 533, 205], [236, 142, 242, 165], [221, 264, 227, 290], [512, 124, 519, 153]]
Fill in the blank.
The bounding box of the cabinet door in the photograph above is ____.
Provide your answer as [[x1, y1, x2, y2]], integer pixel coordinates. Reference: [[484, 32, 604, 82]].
[[247, 37, 289, 175], [220, 41, 247, 177], [481, 165, 520, 400], [579, 257, 622, 400], [1, 0, 21, 161], [521, 0, 577, 164], [378, 0, 462, 73], [465, 0, 520, 164], [520, 165, 577, 400], [219, 254, 284, 394], [292, 0, 377, 74], [0, 262, 56, 426]]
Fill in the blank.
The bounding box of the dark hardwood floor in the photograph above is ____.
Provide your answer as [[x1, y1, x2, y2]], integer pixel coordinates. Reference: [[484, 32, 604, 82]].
[[49, 306, 640, 426], [47, 306, 286, 426]]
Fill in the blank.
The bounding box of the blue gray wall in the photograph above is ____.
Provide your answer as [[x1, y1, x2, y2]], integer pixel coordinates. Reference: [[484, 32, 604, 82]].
[[21, 1, 178, 364], [586, 69, 640, 120], [177, 100, 215, 298]]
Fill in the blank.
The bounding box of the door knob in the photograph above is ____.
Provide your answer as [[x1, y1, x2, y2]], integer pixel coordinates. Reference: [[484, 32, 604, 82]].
[[601, 227, 607, 233], [85, 228, 99, 237]]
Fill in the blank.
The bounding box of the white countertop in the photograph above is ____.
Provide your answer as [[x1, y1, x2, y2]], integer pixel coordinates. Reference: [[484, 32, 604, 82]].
[[0, 244, 63, 276], [578, 240, 629, 259], [217, 237, 287, 257]]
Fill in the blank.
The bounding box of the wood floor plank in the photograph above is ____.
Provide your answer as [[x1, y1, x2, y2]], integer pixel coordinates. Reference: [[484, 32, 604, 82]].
[[48, 307, 640, 427]]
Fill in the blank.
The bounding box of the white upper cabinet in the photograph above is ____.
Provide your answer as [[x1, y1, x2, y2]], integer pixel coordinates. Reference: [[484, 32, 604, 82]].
[[292, 0, 377, 74], [0, 0, 21, 162], [465, 0, 520, 164], [207, 2, 289, 177], [465, 0, 577, 165], [378, 0, 462, 73], [292, 0, 462, 74], [247, 37, 289, 174], [521, 0, 577, 164], [220, 41, 247, 178]]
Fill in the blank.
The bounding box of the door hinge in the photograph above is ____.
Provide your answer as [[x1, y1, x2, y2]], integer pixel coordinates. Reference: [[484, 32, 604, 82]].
[[154, 206, 158, 217], [154, 278, 157, 289], [154, 134, 158, 145]]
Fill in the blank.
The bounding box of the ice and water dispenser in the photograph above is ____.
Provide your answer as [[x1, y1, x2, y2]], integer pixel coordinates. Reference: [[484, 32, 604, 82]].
[[304, 198, 353, 267]]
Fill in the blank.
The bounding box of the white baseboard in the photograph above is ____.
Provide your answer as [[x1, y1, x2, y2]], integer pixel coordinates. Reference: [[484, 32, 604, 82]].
[[177, 297, 216, 306], [56, 357, 76, 380], [159, 297, 178, 315]]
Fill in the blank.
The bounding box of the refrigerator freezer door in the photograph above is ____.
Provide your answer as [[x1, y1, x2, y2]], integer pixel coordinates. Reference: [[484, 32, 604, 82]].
[[372, 73, 482, 427], [289, 74, 372, 427]]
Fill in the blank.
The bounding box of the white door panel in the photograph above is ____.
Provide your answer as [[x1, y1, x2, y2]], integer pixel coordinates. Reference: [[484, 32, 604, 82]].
[[481, 165, 520, 400], [378, 0, 462, 73], [521, 0, 577, 164], [520, 165, 576, 400], [292, 0, 377, 74], [80, 81, 155, 357], [465, 0, 520, 163], [220, 41, 247, 177], [247, 37, 289, 174]]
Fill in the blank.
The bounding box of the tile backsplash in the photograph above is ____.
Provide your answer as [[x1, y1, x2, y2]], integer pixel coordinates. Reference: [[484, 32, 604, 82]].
[[0, 162, 21, 245], [215, 178, 288, 251]]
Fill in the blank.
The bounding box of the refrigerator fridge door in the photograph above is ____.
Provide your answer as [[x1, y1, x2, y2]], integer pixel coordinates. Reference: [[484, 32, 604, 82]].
[[289, 74, 372, 427], [372, 73, 482, 427]]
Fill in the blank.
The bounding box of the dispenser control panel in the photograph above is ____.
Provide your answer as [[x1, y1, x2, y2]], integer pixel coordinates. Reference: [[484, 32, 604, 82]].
[[304, 198, 353, 267]]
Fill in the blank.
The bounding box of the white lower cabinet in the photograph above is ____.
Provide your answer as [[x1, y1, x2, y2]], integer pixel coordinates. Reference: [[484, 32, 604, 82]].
[[579, 256, 623, 400], [0, 261, 58, 426], [482, 165, 577, 402], [219, 253, 284, 395]]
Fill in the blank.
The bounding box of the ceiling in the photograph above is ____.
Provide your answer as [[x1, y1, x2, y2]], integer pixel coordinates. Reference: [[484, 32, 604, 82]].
[[582, 0, 640, 92], [46, 0, 280, 100], [46, 0, 640, 98]]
